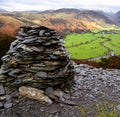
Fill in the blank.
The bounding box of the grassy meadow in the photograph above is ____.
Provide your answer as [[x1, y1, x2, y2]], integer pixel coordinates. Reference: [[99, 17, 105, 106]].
[[65, 31, 120, 60]]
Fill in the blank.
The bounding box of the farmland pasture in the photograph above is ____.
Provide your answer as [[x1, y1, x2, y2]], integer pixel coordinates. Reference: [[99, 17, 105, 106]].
[[65, 32, 120, 60]]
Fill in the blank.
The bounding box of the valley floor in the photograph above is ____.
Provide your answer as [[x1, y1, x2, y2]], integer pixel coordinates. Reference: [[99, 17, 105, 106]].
[[1, 64, 120, 117], [65, 32, 120, 60]]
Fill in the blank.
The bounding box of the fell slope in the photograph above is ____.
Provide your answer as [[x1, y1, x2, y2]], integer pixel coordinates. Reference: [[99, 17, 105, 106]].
[[0, 14, 26, 65], [114, 11, 120, 26], [15, 9, 116, 34], [0, 14, 26, 35]]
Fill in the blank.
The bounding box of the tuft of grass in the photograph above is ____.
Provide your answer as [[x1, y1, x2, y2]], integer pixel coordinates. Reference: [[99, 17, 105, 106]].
[[96, 103, 120, 117], [73, 102, 120, 117]]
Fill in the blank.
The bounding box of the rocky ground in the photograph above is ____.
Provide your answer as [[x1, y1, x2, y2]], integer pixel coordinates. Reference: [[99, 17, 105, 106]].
[[0, 64, 120, 117]]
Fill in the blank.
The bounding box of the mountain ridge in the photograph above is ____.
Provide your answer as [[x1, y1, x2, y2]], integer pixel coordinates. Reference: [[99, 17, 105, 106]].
[[113, 11, 120, 26], [0, 8, 7, 13], [14, 8, 116, 34], [0, 8, 118, 36]]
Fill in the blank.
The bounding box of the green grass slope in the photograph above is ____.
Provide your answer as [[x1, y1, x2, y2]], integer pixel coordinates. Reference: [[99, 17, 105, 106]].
[[65, 31, 120, 60]]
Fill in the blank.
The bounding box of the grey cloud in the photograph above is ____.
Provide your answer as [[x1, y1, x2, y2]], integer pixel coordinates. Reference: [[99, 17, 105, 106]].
[[0, 0, 119, 12]]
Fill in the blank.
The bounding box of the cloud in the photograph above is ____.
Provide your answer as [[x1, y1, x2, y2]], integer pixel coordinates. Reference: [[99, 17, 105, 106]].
[[0, 0, 120, 12]]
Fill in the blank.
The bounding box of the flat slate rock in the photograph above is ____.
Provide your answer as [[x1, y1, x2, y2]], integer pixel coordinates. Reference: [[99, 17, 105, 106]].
[[0, 85, 5, 96]]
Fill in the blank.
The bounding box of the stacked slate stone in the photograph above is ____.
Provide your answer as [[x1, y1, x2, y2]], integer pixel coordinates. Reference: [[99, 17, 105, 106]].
[[0, 26, 74, 90]]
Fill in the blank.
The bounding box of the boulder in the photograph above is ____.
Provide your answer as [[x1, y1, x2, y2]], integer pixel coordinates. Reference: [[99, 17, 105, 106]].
[[19, 86, 52, 105]]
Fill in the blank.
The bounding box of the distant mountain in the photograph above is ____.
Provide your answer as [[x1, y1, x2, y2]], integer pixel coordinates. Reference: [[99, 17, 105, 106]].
[[14, 8, 116, 35], [40, 8, 115, 24], [113, 11, 120, 26], [40, 8, 81, 14], [76, 10, 114, 24], [0, 8, 117, 36], [99, 11, 115, 20], [0, 8, 7, 13]]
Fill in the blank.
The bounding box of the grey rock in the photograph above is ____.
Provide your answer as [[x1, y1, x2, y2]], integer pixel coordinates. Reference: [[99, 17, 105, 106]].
[[50, 30, 56, 34], [7, 50, 17, 55], [15, 59, 33, 64], [4, 102, 13, 108], [27, 30, 39, 35], [42, 42, 52, 46], [1, 55, 10, 61], [32, 63, 46, 67], [17, 35, 34, 41], [45, 87, 56, 99], [53, 51, 61, 55], [13, 79, 22, 85], [0, 95, 6, 100], [38, 36, 51, 40], [44, 61, 60, 66], [5, 95, 12, 102], [16, 36, 25, 41], [36, 71, 47, 78], [62, 100, 76, 106], [18, 31, 28, 37], [30, 66, 58, 71], [22, 38, 38, 44], [19, 86, 52, 105], [11, 40, 19, 47], [39, 30, 45, 36], [0, 85, 5, 96], [30, 47, 44, 52], [21, 45, 33, 52], [117, 104, 120, 111], [53, 89, 63, 98], [8, 69, 22, 77], [22, 77, 33, 82], [48, 105, 59, 114], [0, 68, 11, 74], [80, 70, 86, 75], [0, 102, 4, 108], [16, 43, 24, 49], [116, 77, 120, 81], [49, 54, 57, 59], [63, 93, 70, 99], [35, 39, 42, 43], [17, 74, 27, 78], [44, 32, 51, 36]]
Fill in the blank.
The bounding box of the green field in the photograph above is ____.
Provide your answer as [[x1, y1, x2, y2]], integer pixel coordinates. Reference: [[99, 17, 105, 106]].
[[65, 32, 120, 60]]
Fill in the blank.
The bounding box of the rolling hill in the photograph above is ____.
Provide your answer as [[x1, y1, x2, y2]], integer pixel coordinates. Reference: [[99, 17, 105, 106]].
[[0, 8, 117, 36], [14, 9, 116, 35], [0, 14, 26, 35], [0, 14, 26, 65]]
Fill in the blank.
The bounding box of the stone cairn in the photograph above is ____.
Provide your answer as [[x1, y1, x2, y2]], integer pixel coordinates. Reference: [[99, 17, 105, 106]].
[[0, 26, 74, 108]]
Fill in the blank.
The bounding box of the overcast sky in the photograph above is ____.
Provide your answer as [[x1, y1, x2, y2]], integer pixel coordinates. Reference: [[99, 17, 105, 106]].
[[0, 0, 120, 12]]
